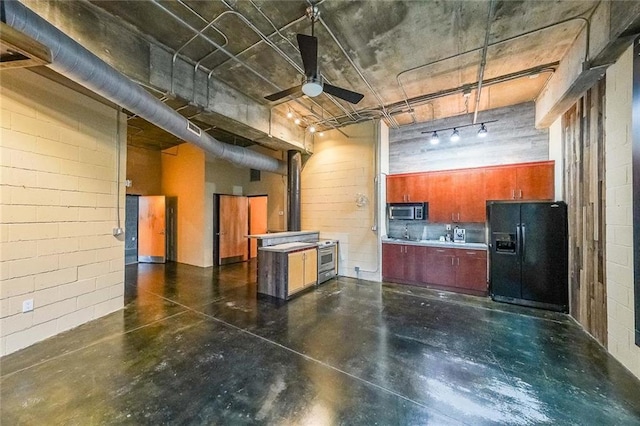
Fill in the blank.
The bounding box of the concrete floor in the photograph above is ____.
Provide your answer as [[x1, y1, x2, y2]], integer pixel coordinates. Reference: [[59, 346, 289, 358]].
[[2, 261, 640, 425]]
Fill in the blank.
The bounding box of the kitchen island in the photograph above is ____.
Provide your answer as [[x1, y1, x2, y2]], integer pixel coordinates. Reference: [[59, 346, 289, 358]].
[[249, 231, 321, 300]]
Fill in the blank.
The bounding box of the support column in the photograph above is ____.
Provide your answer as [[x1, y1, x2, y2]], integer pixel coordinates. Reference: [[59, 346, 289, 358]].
[[287, 150, 301, 231]]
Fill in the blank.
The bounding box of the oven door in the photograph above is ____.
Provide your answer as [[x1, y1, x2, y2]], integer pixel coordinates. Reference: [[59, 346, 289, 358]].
[[318, 246, 335, 272]]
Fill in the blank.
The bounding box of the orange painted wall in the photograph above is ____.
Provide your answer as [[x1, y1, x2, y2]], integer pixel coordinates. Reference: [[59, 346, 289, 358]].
[[161, 143, 206, 267]]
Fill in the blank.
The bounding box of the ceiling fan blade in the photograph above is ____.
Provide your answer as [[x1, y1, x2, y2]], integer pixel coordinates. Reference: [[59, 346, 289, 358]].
[[323, 84, 364, 104], [264, 85, 302, 102], [297, 34, 318, 76]]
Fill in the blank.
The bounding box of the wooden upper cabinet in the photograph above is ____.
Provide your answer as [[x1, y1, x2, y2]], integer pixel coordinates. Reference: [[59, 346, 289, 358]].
[[484, 161, 554, 201], [386, 174, 429, 203], [485, 166, 517, 201], [516, 162, 554, 200], [428, 170, 485, 223], [427, 172, 453, 223], [456, 169, 486, 222]]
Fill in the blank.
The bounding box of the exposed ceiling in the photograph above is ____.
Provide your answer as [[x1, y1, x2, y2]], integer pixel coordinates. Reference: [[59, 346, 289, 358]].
[[84, 0, 597, 151]]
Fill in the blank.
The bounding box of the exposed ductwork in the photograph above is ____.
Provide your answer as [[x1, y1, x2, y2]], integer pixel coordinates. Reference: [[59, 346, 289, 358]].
[[1, 0, 288, 175]]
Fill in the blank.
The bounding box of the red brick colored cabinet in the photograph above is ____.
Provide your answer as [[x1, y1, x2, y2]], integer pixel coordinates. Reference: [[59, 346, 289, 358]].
[[485, 166, 517, 200], [453, 249, 487, 293], [424, 247, 456, 287], [428, 170, 485, 223], [515, 162, 554, 200], [382, 243, 427, 284], [426, 172, 453, 223], [485, 161, 554, 201], [386, 174, 429, 203], [382, 243, 406, 281]]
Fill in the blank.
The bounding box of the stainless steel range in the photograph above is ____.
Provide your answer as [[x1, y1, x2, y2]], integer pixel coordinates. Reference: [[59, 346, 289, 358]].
[[317, 240, 338, 284]]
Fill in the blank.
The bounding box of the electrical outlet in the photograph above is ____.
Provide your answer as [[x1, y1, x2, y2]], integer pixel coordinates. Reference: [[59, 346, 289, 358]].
[[22, 299, 34, 313], [355, 266, 360, 273], [445, 224, 452, 230]]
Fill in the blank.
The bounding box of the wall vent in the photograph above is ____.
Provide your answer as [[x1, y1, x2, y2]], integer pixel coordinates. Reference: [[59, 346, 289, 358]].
[[186, 121, 201, 137]]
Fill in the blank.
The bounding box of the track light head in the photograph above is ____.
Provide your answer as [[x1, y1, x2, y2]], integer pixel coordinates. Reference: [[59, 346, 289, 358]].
[[430, 131, 439, 145], [477, 123, 488, 138], [450, 128, 460, 142]]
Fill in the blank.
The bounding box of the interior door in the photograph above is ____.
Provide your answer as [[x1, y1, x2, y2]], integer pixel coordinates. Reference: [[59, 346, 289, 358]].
[[248, 196, 268, 259], [138, 195, 166, 263], [218, 195, 249, 265]]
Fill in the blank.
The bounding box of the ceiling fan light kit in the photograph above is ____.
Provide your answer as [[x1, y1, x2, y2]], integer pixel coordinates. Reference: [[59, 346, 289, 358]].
[[264, 4, 364, 106]]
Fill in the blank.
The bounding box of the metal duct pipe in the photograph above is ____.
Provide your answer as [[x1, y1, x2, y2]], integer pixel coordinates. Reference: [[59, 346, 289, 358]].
[[287, 150, 301, 231], [1, 0, 287, 175]]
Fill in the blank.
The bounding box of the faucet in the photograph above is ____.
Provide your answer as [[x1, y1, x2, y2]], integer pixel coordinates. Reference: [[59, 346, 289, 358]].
[[403, 224, 410, 240]]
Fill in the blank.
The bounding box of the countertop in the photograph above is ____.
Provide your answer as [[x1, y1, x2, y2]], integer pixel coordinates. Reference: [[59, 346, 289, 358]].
[[382, 238, 488, 250], [258, 242, 318, 253], [248, 231, 319, 239]]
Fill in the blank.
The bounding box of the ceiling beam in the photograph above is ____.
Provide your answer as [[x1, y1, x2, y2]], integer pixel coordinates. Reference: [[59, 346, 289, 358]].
[[536, 1, 640, 128]]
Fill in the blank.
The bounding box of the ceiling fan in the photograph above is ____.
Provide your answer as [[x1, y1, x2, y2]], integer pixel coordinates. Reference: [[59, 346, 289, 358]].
[[264, 5, 364, 105]]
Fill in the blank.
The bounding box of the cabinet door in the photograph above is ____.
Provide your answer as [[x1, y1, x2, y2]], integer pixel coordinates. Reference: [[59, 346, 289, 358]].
[[428, 172, 454, 223], [386, 175, 407, 203], [405, 245, 427, 283], [382, 244, 405, 281], [484, 166, 517, 201], [425, 247, 455, 287], [516, 162, 554, 200], [455, 250, 487, 292], [455, 169, 486, 222], [406, 174, 429, 202], [288, 251, 305, 294], [303, 249, 318, 286]]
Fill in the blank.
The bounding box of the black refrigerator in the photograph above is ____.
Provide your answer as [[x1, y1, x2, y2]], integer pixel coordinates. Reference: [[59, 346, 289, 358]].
[[488, 201, 568, 312]]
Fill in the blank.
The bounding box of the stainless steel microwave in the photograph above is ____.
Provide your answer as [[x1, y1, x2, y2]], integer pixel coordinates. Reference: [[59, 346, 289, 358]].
[[388, 203, 427, 220]]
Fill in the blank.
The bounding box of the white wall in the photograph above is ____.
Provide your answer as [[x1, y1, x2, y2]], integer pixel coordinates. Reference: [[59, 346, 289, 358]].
[[605, 44, 640, 379], [0, 69, 125, 356], [548, 117, 564, 201], [301, 121, 380, 281]]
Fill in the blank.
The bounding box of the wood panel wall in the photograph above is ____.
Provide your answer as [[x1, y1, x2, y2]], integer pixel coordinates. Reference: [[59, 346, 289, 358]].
[[633, 37, 640, 346], [563, 78, 607, 346]]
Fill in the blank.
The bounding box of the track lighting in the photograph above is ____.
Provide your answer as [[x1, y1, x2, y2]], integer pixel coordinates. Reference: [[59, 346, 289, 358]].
[[319, 132, 324, 137], [450, 128, 460, 142], [422, 120, 495, 143], [308, 125, 316, 133], [294, 118, 301, 125], [286, 110, 293, 119], [430, 131, 439, 145], [477, 123, 488, 138]]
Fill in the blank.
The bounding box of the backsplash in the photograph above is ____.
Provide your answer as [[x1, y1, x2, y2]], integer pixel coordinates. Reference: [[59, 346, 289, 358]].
[[387, 220, 486, 244]]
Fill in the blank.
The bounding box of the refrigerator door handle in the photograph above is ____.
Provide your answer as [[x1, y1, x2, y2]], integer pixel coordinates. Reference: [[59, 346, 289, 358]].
[[516, 224, 521, 258], [521, 224, 526, 259]]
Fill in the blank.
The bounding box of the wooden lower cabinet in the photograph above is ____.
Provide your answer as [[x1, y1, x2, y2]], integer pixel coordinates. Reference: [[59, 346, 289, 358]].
[[382, 243, 426, 284], [258, 247, 317, 299], [382, 243, 487, 295]]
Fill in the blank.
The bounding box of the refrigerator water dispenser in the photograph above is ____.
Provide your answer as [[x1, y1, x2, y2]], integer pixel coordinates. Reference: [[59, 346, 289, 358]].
[[493, 232, 516, 253]]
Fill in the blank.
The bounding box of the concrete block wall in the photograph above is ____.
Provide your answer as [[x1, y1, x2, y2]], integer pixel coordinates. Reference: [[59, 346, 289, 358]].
[[605, 44, 640, 379], [0, 69, 125, 356], [301, 121, 379, 281]]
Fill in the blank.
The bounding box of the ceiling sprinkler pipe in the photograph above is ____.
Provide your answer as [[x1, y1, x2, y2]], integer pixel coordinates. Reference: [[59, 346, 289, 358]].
[[2, 0, 287, 174]]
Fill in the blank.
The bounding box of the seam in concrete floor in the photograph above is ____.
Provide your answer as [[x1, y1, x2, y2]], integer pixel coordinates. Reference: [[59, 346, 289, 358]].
[[115, 282, 468, 425]]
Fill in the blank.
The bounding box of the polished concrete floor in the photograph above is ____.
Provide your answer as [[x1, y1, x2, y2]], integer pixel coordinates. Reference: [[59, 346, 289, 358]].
[[2, 261, 640, 425]]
